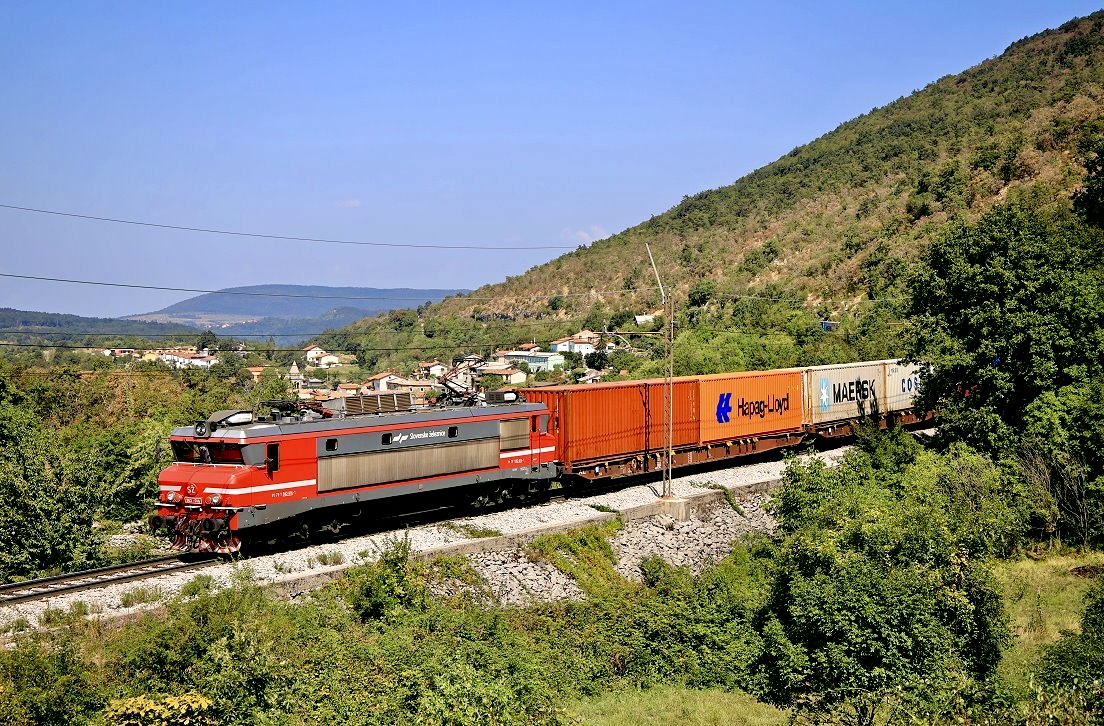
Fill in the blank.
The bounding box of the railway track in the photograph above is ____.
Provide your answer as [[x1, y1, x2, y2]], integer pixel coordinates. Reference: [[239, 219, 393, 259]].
[[0, 555, 221, 607]]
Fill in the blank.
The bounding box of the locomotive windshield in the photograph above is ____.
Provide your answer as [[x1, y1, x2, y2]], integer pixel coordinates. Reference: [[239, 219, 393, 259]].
[[172, 441, 244, 464]]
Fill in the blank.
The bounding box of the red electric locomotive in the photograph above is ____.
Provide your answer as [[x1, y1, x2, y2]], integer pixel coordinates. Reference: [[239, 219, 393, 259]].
[[154, 394, 558, 553]]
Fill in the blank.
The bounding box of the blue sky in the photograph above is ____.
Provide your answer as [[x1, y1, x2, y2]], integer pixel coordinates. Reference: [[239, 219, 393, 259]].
[[1, 1, 1100, 317]]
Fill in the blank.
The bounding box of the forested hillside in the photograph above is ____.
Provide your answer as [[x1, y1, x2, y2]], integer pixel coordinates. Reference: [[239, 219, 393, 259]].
[[0, 308, 198, 348], [452, 11, 1104, 316], [317, 11, 1104, 378]]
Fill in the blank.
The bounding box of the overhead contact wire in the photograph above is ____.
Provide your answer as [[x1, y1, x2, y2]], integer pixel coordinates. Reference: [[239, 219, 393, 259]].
[[0, 203, 575, 251]]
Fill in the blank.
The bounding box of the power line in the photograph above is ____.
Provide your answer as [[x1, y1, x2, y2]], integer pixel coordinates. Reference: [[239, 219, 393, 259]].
[[0, 318, 588, 338], [0, 203, 576, 251], [0, 272, 660, 301], [0, 340, 548, 353]]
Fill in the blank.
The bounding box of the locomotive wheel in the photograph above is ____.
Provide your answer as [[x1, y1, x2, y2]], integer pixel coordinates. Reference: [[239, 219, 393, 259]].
[[468, 483, 512, 511]]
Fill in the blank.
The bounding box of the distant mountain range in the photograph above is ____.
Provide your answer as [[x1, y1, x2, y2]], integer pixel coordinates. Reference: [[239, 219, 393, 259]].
[[130, 284, 464, 323], [0, 308, 199, 344], [127, 284, 464, 344], [2, 285, 465, 348]]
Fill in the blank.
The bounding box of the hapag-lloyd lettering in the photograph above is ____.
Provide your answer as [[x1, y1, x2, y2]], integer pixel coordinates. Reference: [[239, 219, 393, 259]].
[[737, 393, 790, 420]]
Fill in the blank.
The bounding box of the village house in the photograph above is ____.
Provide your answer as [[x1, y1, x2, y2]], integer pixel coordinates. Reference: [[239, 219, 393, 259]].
[[159, 352, 219, 369], [302, 345, 328, 365], [550, 335, 598, 356], [480, 367, 527, 386], [335, 382, 363, 396], [500, 348, 565, 373], [417, 360, 448, 379], [386, 376, 441, 398], [577, 369, 604, 384], [364, 370, 404, 391], [100, 347, 138, 358]]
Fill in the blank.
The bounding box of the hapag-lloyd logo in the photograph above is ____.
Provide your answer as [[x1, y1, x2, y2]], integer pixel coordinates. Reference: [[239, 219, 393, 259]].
[[716, 392, 790, 423], [394, 429, 447, 444]]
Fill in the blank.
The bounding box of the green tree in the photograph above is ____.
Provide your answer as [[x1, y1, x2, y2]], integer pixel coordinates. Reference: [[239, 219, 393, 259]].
[[688, 280, 717, 307], [750, 432, 1015, 725], [560, 351, 583, 370], [0, 403, 103, 580], [906, 200, 1104, 457], [196, 330, 219, 352], [583, 350, 608, 370], [1073, 137, 1104, 229], [106, 419, 175, 522], [1038, 575, 1104, 715], [250, 367, 290, 406]]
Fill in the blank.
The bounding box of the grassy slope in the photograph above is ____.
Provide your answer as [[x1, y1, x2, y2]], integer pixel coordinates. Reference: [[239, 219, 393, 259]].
[[433, 11, 1104, 320], [566, 686, 787, 726], [994, 550, 1104, 695]]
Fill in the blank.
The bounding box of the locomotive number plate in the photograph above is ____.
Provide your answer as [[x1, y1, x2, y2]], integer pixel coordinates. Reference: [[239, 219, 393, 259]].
[[184, 496, 202, 505]]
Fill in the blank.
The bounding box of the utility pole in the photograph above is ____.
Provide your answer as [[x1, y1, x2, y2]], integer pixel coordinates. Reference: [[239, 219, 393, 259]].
[[645, 243, 674, 498]]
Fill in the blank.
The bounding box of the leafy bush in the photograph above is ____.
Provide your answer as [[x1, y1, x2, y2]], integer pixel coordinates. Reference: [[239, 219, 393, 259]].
[[750, 433, 1016, 723], [343, 537, 428, 622], [0, 634, 102, 726], [103, 692, 216, 726], [1039, 576, 1104, 706]]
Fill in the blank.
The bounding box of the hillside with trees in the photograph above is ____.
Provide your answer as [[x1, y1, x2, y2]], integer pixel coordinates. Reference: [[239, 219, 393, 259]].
[[442, 12, 1104, 317], [312, 12, 1104, 381]]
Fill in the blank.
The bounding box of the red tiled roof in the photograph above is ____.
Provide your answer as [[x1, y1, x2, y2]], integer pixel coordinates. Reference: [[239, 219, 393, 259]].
[[485, 368, 522, 376]]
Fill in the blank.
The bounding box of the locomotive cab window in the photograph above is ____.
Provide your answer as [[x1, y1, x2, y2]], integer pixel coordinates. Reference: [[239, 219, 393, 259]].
[[266, 443, 280, 473], [172, 441, 244, 464]]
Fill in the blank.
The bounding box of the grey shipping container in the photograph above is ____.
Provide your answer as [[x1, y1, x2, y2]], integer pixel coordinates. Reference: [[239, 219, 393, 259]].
[[804, 361, 889, 425], [884, 361, 923, 413]]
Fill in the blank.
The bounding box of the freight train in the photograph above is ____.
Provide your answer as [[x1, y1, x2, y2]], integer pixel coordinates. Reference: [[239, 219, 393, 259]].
[[154, 359, 928, 553]]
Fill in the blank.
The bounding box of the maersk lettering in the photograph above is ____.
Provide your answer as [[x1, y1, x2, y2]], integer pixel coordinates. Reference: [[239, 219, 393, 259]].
[[736, 393, 790, 420], [832, 379, 876, 404]]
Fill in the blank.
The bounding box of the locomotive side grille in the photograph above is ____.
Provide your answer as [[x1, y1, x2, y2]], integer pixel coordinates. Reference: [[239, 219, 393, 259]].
[[317, 437, 499, 492], [499, 418, 529, 451]]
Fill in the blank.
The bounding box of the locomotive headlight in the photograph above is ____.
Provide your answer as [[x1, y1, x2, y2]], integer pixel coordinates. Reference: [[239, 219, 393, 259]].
[[208, 493, 222, 506], [165, 491, 179, 503]]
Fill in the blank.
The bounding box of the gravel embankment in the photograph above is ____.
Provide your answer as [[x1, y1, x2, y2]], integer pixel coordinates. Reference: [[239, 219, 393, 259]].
[[0, 447, 850, 629]]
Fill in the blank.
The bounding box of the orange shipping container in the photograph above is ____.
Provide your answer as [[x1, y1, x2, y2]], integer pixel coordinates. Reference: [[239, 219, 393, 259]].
[[522, 378, 699, 468], [697, 370, 805, 443]]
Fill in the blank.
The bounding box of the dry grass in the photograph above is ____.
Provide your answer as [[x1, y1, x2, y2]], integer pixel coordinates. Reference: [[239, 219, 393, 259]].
[[993, 549, 1104, 695], [565, 685, 787, 726]]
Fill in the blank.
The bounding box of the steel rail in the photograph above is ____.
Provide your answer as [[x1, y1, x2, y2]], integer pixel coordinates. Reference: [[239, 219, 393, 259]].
[[0, 555, 220, 606]]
